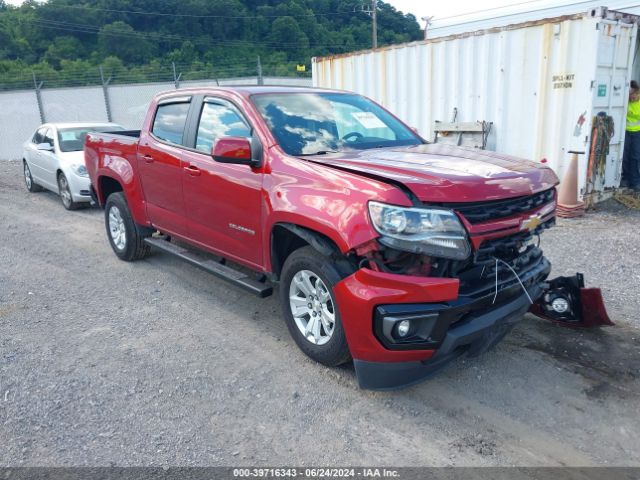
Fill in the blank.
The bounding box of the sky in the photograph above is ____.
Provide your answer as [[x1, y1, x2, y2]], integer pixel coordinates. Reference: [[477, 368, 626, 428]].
[[387, 0, 535, 25]]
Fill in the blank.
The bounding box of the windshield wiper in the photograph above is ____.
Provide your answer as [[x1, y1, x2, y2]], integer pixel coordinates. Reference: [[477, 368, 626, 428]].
[[297, 150, 339, 156]]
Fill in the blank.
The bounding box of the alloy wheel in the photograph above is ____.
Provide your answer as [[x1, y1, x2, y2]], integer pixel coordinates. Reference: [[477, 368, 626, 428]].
[[288, 269, 335, 345], [24, 163, 32, 189], [108, 205, 127, 251], [58, 175, 72, 208]]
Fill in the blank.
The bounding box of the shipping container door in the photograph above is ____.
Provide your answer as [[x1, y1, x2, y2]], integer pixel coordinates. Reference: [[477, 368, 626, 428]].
[[590, 21, 637, 192]]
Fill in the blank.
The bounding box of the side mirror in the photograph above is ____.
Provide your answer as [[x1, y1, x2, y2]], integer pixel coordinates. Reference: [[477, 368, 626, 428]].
[[211, 137, 259, 167], [37, 143, 53, 152]]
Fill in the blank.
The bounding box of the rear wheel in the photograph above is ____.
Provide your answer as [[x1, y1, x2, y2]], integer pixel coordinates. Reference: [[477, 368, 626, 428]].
[[280, 246, 351, 367], [104, 192, 151, 261], [23, 161, 42, 192], [57, 172, 81, 210]]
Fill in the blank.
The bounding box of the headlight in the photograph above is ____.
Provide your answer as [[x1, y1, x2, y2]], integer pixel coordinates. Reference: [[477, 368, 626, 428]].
[[368, 201, 471, 260], [71, 164, 88, 177]]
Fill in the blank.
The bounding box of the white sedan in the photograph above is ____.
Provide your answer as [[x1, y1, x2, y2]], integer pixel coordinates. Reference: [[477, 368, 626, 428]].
[[22, 122, 123, 210]]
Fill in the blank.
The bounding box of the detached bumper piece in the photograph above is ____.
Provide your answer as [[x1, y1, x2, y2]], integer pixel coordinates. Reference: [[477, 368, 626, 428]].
[[530, 273, 614, 328]]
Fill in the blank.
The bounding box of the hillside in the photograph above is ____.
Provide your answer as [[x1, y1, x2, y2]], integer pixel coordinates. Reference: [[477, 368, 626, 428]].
[[0, 0, 422, 89]]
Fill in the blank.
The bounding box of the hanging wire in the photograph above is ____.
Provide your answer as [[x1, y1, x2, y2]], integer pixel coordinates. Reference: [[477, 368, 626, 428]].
[[491, 257, 534, 305]]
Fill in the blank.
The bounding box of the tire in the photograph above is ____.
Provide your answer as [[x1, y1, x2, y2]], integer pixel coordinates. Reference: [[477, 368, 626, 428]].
[[23, 160, 42, 193], [280, 246, 351, 367], [57, 172, 81, 210], [104, 192, 152, 261]]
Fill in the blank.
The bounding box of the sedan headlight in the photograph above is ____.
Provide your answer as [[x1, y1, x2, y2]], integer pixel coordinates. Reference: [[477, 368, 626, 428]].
[[71, 164, 88, 177], [368, 201, 471, 260]]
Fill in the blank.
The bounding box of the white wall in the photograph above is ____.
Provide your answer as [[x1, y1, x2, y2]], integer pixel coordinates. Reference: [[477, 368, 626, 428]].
[[0, 76, 312, 160], [0, 90, 42, 161], [41, 86, 107, 123]]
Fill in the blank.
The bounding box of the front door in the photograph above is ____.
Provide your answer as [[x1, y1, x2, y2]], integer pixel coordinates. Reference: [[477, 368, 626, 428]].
[[37, 128, 58, 189], [181, 97, 264, 269], [137, 98, 191, 235], [27, 127, 50, 186]]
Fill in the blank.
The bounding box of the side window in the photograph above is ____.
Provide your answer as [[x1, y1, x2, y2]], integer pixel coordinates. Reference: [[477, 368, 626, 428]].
[[32, 127, 46, 144], [195, 100, 251, 153], [43, 129, 55, 147], [152, 102, 190, 145]]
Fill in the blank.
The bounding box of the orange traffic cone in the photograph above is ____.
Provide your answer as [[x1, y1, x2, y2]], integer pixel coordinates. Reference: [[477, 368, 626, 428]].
[[556, 151, 586, 218]]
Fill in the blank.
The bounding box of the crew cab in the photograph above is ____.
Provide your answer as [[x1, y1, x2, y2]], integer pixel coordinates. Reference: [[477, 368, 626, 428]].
[[85, 86, 560, 390]]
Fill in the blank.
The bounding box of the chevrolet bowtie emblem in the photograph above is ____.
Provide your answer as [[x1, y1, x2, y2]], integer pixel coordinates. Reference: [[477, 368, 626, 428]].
[[521, 215, 542, 232]]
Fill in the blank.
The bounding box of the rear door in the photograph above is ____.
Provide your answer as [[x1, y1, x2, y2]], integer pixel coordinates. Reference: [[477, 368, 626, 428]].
[[181, 96, 264, 269], [137, 96, 192, 235]]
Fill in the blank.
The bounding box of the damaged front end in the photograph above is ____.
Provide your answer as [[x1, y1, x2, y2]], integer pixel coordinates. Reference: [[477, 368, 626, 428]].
[[340, 188, 613, 389]]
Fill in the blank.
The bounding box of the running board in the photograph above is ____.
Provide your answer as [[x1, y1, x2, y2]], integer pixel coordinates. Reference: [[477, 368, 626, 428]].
[[144, 237, 273, 298]]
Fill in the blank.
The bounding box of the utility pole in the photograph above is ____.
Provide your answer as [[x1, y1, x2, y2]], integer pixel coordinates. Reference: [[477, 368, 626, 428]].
[[371, 0, 377, 49], [257, 55, 264, 86], [422, 16, 434, 40], [99, 66, 113, 122], [32, 72, 45, 123]]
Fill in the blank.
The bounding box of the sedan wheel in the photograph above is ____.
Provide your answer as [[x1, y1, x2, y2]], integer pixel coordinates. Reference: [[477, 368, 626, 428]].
[[57, 173, 79, 210], [23, 161, 42, 193], [24, 163, 32, 189]]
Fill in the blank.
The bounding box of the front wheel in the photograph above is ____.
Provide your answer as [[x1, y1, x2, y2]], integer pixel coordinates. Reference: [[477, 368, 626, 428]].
[[104, 192, 151, 261], [57, 172, 81, 210], [280, 246, 351, 367]]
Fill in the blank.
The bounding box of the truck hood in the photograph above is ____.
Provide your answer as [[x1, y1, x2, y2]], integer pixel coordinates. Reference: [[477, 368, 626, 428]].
[[305, 144, 559, 202]]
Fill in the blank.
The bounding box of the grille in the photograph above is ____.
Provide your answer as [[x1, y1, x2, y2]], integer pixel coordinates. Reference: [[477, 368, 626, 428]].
[[453, 218, 554, 297], [443, 188, 555, 224]]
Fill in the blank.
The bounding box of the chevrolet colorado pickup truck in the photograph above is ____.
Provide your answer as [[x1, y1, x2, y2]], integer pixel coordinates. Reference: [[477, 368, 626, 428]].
[[85, 86, 566, 390]]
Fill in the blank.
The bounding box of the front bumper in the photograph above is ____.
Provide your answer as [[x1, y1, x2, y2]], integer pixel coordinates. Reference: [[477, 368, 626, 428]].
[[334, 258, 550, 390], [64, 169, 92, 203]]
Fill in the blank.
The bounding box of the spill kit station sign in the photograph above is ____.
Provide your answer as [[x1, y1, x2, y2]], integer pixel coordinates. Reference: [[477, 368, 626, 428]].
[[553, 73, 575, 89]]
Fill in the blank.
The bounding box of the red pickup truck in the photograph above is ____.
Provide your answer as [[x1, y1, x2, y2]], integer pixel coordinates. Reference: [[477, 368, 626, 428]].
[[85, 86, 564, 389]]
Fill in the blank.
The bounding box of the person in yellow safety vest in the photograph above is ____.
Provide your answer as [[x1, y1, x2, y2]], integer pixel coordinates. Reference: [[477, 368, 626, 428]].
[[622, 80, 640, 190]]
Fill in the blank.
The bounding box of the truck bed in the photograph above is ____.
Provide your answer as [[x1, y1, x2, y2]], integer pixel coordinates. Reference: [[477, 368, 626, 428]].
[[84, 130, 141, 202], [99, 129, 141, 139]]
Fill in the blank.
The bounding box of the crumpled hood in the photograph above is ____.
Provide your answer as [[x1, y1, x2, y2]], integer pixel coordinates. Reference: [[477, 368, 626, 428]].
[[305, 143, 559, 202]]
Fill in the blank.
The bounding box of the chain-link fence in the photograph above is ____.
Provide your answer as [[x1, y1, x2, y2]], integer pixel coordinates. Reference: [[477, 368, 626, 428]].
[[0, 60, 312, 160]]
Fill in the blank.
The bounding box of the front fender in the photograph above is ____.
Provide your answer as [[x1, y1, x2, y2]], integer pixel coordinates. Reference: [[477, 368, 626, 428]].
[[263, 153, 412, 265]]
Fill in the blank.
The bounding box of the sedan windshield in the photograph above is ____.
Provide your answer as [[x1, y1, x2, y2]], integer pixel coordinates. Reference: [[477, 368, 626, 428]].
[[251, 92, 422, 156], [57, 126, 123, 152]]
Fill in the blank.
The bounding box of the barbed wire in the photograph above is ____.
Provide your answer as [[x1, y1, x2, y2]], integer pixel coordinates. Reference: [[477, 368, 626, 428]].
[[0, 61, 311, 92]]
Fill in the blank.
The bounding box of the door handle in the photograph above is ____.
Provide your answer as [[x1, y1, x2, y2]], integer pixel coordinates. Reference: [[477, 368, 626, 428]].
[[143, 155, 154, 163], [183, 165, 201, 177]]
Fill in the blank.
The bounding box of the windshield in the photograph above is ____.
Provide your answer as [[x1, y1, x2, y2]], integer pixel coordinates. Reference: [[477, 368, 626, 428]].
[[251, 92, 422, 156], [57, 125, 123, 152]]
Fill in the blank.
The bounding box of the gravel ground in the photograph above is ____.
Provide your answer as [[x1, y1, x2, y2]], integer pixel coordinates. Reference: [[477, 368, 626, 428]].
[[1, 159, 639, 467]]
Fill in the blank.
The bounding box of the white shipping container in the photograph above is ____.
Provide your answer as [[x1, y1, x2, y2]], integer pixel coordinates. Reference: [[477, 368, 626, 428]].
[[313, 8, 640, 203]]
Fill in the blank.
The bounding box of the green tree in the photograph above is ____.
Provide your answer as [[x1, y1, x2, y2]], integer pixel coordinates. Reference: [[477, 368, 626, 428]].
[[0, 0, 423, 89], [101, 56, 127, 81], [98, 21, 155, 64], [43, 36, 85, 68], [268, 16, 309, 60]]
